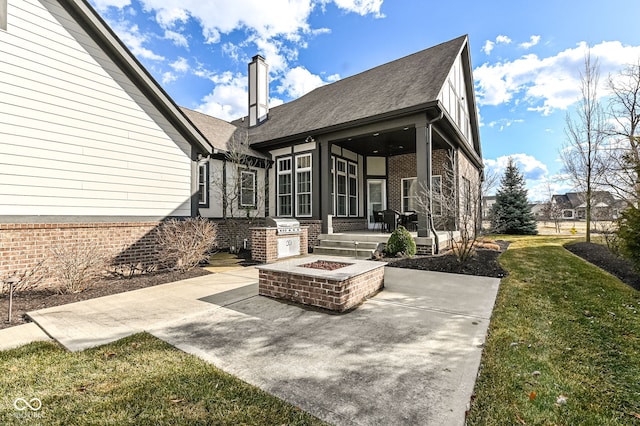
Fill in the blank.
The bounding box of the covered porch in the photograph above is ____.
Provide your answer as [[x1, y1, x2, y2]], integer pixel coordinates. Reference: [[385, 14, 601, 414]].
[[313, 229, 461, 257], [315, 108, 460, 239]]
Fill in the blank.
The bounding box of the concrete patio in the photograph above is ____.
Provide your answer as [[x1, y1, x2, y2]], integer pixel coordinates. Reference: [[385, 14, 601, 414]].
[[14, 264, 500, 425]]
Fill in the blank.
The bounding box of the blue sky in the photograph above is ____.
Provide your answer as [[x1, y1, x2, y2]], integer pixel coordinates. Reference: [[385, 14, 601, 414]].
[[90, 0, 640, 201]]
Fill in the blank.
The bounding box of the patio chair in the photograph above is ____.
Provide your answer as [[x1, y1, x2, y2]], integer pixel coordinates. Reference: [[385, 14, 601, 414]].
[[372, 210, 384, 232], [382, 209, 399, 233], [406, 212, 418, 232]]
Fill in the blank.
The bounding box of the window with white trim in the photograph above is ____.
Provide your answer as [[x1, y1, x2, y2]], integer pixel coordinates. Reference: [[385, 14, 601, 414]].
[[401, 177, 417, 212], [296, 154, 312, 216], [332, 156, 359, 217], [331, 157, 335, 215], [277, 157, 292, 216], [348, 162, 358, 216], [336, 158, 347, 216], [432, 175, 442, 216], [197, 162, 209, 207], [240, 170, 256, 208]]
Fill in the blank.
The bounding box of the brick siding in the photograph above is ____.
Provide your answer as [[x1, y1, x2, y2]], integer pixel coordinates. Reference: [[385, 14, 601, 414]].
[[0, 222, 162, 287], [250, 227, 309, 263], [258, 265, 384, 312]]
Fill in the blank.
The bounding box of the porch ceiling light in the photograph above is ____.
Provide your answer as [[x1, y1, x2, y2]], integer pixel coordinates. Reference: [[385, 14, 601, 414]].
[[373, 132, 380, 136], [373, 150, 379, 153]]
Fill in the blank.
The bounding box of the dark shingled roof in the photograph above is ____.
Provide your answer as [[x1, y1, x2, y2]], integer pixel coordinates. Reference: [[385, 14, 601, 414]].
[[239, 35, 468, 145], [180, 107, 267, 159]]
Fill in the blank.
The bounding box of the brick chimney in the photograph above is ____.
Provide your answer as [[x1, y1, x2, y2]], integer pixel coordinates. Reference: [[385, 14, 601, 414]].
[[248, 55, 269, 127]]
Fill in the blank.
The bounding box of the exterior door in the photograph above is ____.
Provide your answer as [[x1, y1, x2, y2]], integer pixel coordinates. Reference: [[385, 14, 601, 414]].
[[367, 179, 386, 229]]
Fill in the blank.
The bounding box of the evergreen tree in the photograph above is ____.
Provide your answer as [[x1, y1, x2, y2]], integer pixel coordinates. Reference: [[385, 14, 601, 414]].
[[491, 158, 538, 235]]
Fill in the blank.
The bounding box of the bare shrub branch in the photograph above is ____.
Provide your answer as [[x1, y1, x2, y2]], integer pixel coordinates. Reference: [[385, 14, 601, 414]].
[[155, 218, 216, 272], [50, 241, 107, 294], [0, 259, 48, 296]]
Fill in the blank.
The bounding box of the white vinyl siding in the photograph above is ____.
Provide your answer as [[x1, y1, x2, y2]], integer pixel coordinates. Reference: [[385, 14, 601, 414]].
[[1, 0, 7, 31], [0, 0, 193, 217], [438, 54, 472, 144]]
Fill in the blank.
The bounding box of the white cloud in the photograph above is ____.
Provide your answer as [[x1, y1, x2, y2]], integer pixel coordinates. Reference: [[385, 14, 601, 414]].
[[474, 40, 640, 115], [332, 0, 385, 18], [481, 34, 512, 55], [482, 40, 495, 55], [196, 73, 248, 121], [487, 118, 524, 131], [91, 0, 131, 10], [162, 71, 177, 84], [169, 57, 190, 73], [485, 153, 548, 184], [496, 35, 512, 45], [276, 66, 339, 98], [520, 35, 540, 50], [111, 23, 165, 61], [164, 30, 189, 48]]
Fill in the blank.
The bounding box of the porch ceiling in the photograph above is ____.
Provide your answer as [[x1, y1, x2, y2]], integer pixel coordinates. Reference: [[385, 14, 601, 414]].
[[332, 126, 448, 156]]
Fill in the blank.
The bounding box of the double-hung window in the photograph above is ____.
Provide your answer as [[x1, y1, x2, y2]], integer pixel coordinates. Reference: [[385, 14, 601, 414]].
[[277, 157, 292, 216], [348, 163, 358, 216], [401, 177, 417, 212], [295, 154, 312, 216], [240, 170, 256, 208], [197, 162, 209, 207], [336, 159, 347, 216]]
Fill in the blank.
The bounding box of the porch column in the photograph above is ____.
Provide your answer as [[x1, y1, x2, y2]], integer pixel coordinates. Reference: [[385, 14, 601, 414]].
[[319, 139, 333, 234], [416, 123, 432, 237]]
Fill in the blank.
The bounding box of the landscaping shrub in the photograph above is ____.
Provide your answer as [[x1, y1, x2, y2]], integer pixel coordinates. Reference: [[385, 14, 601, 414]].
[[156, 217, 216, 272], [50, 241, 107, 294], [0, 259, 48, 295], [385, 226, 416, 257], [618, 206, 640, 271]]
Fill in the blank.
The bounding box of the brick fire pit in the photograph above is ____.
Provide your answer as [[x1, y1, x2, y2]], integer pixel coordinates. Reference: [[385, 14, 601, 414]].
[[256, 256, 386, 312]]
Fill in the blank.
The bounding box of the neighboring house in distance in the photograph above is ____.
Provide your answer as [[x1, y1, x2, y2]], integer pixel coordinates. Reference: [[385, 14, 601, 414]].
[[530, 203, 546, 219], [550, 192, 626, 220], [482, 196, 496, 219], [0, 0, 212, 282], [200, 36, 484, 249]]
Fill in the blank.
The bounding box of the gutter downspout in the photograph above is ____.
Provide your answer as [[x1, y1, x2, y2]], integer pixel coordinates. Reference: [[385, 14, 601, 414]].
[[426, 109, 444, 254]]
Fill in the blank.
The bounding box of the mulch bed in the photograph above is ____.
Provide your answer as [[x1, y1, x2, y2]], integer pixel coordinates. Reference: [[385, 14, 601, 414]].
[[384, 240, 510, 278], [0, 268, 211, 330], [565, 242, 640, 291]]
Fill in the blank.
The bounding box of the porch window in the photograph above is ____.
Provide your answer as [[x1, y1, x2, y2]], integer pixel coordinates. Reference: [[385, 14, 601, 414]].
[[240, 170, 256, 208], [336, 159, 347, 216], [296, 154, 312, 217], [332, 156, 359, 217], [401, 177, 417, 212], [277, 157, 292, 216], [197, 162, 209, 207], [348, 163, 358, 216], [331, 157, 335, 215], [432, 175, 442, 216]]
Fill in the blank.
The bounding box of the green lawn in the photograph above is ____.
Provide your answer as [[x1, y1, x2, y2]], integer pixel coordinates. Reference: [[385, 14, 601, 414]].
[[467, 235, 640, 425], [0, 333, 326, 425]]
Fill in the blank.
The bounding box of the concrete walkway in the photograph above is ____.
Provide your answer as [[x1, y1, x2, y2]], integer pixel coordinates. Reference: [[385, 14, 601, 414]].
[[15, 265, 499, 425]]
